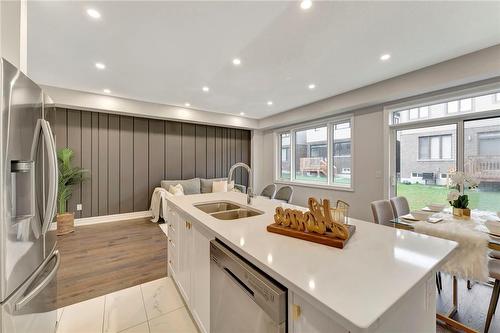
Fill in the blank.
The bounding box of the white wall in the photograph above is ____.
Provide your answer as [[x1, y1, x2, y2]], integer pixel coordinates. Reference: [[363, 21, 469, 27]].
[[252, 130, 274, 195], [254, 106, 384, 221], [1, 0, 27, 71]]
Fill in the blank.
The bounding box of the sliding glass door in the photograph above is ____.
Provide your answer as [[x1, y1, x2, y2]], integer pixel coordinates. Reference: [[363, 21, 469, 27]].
[[392, 117, 500, 212], [395, 125, 457, 210], [464, 117, 500, 211], [389, 88, 500, 212]]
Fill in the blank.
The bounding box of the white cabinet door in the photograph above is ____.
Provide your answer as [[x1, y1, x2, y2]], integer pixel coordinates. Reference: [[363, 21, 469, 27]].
[[191, 224, 211, 333], [290, 293, 348, 333], [169, 208, 212, 333], [177, 218, 193, 303]]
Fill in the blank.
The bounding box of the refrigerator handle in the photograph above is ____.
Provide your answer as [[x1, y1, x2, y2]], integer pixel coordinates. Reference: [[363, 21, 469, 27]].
[[15, 250, 60, 311], [31, 119, 58, 234], [40, 120, 58, 234]]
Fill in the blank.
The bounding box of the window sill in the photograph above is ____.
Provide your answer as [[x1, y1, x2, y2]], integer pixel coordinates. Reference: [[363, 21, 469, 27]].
[[416, 159, 455, 162], [274, 180, 354, 192]]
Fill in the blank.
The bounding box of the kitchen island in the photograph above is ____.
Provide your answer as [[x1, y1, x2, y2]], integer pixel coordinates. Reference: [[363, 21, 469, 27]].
[[166, 192, 457, 333]]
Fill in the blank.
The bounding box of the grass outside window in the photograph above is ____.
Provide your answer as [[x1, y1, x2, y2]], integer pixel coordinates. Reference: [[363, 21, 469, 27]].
[[397, 183, 500, 212]]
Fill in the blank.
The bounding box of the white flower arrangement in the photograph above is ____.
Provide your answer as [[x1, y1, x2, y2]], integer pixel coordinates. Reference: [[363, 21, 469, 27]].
[[447, 171, 479, 210], [447, 189, 460, 201], [448, 171, 480, 194]]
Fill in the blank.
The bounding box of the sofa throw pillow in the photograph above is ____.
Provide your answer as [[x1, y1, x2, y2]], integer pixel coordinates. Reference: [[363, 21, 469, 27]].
[[168, 184, 184, 196], [227, 181, 235, 191], [161, 178, 201, 195], [212, 180, 228, 193]]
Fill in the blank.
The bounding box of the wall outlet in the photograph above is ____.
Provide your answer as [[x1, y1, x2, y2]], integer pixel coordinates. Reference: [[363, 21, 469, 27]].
[[76, 204, 82, 211]]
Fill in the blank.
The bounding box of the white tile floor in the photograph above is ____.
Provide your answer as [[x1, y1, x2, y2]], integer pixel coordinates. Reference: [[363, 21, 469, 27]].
[[57, 277, 198, 333]]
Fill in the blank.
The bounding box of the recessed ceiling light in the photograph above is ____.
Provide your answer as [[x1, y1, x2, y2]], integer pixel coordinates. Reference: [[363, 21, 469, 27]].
[[308, 83, 316, 90], [95, 62, 106, 70], [380, 53, 391, 61], [184, 102, 191, 107], [103, 89, 111, 94], [267, 101, 273, 106], [239, 112, 245, 116], [300, 0, 312, 10], [86, 8, 101, 19], [232, 58, 241, 66], [202, 86, 210, 92]]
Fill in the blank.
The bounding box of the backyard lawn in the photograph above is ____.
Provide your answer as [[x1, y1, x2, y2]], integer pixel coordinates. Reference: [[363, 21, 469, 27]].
[[280, 172, 351, 185], [397, 183, 500, 212]]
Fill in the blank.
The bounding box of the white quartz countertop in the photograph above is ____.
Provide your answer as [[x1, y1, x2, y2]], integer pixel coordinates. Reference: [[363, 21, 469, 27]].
[[167, 192, 457, 332]]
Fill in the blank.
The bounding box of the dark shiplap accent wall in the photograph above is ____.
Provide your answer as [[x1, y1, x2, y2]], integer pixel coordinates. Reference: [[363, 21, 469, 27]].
[[54, 108, 251, 218]]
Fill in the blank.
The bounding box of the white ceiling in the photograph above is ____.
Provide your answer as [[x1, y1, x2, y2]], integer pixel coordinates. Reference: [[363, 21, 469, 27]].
[[28, 1, 500, 119]]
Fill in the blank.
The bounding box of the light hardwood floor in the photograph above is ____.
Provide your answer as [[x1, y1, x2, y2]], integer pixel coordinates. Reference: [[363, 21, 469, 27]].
[[437, 274, 499, 332], [55, 218, 167, 308]]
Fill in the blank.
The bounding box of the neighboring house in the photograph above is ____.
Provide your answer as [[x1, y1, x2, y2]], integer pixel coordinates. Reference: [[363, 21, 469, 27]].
[[399, 126, 456, 186], [397, 94, 500, 188], [280, 125, 352, 179]]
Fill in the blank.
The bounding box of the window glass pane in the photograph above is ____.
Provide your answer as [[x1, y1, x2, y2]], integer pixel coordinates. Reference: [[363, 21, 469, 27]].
[[430, 136, 440, 159], [447, 101, 458, 113], [409, 108, 419, 119], [393, 110, 409, 124], [396, 125, 457, 210], [460, 98, 472, 111], [295, 126, 328, 183], [478, 132, 500, 155], [419, 106, 429, 118], [464, 117, 500, 212], [442, 135, 452, 159], [391, 91, 500, 124], [333, 121, 351, 186], [418, 137, 429, 159], [279, 133, 290, 179]]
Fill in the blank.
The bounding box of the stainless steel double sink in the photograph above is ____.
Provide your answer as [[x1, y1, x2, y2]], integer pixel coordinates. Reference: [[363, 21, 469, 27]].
[[194, 201, 263, 220]]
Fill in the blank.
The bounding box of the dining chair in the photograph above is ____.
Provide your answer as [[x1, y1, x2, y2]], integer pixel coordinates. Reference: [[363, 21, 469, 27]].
[[485, 258, 500, 333], [274, 186, 293, 203], [389, 196, 410, 218], [370, 200, 395, 226], [260, 184, 277, 199]]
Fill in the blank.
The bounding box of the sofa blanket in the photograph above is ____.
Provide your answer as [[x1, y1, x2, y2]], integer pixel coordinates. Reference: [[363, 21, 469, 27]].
[[150, 187, 171, 223]]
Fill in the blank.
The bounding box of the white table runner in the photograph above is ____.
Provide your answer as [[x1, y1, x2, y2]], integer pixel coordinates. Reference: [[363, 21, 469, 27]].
[[413, 210, 496, 282]]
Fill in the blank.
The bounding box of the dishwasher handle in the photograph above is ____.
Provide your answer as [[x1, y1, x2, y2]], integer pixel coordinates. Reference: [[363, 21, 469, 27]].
[[223, 266, 255, 298], [210, 239, 287, 325]]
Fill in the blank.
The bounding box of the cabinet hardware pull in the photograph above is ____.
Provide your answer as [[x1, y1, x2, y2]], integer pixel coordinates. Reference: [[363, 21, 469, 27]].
[[292, 304, 301, 320]]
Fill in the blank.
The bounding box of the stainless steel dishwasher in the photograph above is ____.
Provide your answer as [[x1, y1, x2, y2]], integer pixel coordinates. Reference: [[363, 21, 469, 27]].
[[210, 239, 287, 333]]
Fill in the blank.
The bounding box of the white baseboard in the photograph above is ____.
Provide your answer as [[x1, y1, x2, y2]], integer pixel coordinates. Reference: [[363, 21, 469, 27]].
[[49, 211, 153, 230]]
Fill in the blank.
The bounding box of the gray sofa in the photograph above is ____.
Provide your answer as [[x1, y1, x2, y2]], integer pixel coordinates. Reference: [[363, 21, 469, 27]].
[[160, 177, 246, 194]]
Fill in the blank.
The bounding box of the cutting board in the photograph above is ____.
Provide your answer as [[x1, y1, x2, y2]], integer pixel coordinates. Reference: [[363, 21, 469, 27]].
[[267, 224, 356, 249]]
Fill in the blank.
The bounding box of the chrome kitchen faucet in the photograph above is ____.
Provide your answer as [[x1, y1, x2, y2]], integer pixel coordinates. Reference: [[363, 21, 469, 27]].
[[228, 162, 254, 204]]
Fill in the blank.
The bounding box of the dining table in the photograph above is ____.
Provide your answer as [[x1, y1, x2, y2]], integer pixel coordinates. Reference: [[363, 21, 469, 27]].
[[391, 208, 500, 333]]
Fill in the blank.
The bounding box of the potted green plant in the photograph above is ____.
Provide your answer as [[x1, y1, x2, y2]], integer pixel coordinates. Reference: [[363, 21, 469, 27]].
[[57, 148, 88, 235], [447, 190, 470, 218], [447, 171, 479, 219]]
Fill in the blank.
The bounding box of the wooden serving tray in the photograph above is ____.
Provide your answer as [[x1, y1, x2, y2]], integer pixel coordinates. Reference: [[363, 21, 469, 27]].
[[267, 224, 356, 249]]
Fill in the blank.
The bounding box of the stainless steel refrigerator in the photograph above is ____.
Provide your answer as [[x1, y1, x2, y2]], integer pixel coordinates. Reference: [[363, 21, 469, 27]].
[[0, 58, 59, 333]]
